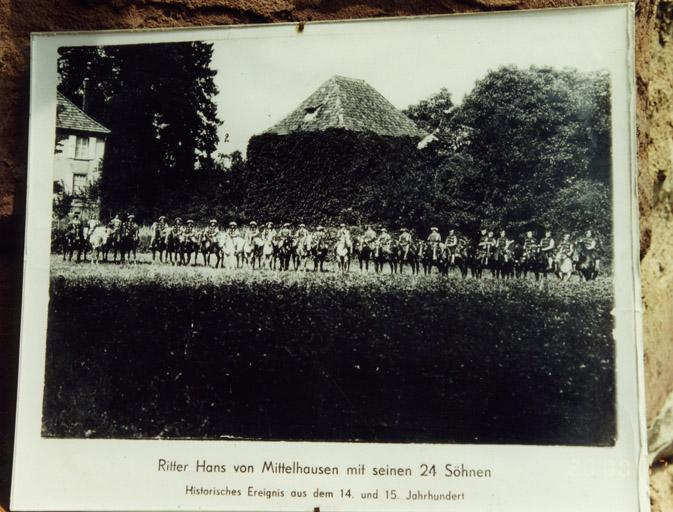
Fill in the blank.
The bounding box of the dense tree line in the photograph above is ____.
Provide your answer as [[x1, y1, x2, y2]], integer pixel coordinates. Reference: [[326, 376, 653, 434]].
[[57, 49, 611, 249], [57, 42, 222, 220]]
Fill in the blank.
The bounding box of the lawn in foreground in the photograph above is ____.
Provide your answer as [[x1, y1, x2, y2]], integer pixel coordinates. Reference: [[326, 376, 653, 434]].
[[43, 255, 615, 445]]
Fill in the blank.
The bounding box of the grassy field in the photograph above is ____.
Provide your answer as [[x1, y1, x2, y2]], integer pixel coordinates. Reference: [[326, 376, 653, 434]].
[[43, 254, 615, 445]]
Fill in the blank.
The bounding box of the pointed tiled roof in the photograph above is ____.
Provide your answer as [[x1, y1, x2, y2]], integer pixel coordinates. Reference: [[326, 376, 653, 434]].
[[56, 92, 111, 135], [266, 75, 426, 138]]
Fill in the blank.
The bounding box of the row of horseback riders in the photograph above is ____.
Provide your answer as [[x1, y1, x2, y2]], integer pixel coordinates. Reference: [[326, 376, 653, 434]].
[[61, 212, 602, 279]]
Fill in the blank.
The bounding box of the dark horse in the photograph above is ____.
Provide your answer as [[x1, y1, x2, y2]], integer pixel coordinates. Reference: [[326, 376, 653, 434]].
[[199, 232, 222, 267], [372, 239, 397, 274], [419, 241, 443, 275], [311, 237, 329, 272], [150, 226, 167, 262], [452, 239, 472, 278], [354, 238, 373, 272], [277, 236, 294, 271], [398, 241, 420, 275], [62, 229, 85, 262], [576, 247, 599, 281], [493, 244, 516, 279]]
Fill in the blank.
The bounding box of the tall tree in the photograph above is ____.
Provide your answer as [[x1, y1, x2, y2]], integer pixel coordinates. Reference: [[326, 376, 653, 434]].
[[57, 42, 222, 221], [446, 65, 612, 232]]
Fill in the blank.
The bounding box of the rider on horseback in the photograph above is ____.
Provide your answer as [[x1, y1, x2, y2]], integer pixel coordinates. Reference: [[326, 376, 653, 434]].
[[578, 230, 600, 270], [204, 219, 219, 241], [67, 212, 84, 241], [556, 233, 574, 259], [445, 229, 459, 263], [262, 222, 276, 242], [109, 213, 123, 239], [522, 231, 538, 259], [184, 219, 197, 242], [246, 221, 259, 243], [495, 230, 512, 261], [426, 227, 441, 244], [337, 223, 352, 254], [279, 222, 292, 238], [150, 215, 168, 245], [379, 227, 392, 245], [539, 230, 555, 270], [399, 227, 412, 259], [228, 221, 241, 238], [295, 223, 309, 240], [363, 225, 377, 245]]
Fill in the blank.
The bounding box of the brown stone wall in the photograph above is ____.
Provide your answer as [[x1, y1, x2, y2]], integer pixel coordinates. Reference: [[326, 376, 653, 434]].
[[0, 0, 672, 510]]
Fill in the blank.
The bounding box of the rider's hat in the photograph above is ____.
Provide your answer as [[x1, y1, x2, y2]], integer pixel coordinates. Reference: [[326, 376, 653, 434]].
[[128, 214, 135, 219], [209, 219, 217, 224], [187, 219, 194, 224], [340, 223, 346, 227], [229, 221, 237, 227], [250, 221, 257, 226], [431, 226, 438, 231], [401, 227, 408, 232], [299, 223, 305, 228], [267, 222, 273, 227], [381, 227, 387, 232], [283, 222, 290, 227], [317, 226, 324, 231], [175, 217, 182, 222], [159, 215, 166, 221], [563, 233, 570, 238]]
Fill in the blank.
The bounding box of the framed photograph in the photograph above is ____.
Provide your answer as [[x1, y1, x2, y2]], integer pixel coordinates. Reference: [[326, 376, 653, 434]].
[[12, 5, 646, 511]]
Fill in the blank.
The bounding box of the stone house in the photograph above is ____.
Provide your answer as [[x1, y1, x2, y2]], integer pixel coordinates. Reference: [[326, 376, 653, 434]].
[[53, 91, 110, 218]]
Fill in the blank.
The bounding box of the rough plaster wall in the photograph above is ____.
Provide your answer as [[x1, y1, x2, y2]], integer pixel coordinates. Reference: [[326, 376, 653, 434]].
[[0, 0, 672, 509]]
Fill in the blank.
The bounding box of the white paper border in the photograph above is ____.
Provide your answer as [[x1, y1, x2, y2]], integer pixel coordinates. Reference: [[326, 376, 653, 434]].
[[12, 6, 646, 511]]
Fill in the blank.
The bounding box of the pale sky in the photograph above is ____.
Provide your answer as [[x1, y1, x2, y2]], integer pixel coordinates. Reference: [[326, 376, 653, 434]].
[[210, 9, 624, 156]]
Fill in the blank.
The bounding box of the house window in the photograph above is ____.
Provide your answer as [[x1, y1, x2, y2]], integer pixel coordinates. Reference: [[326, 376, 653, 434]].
[[75, 136, 90, 160], [72, 173, 87, 194]]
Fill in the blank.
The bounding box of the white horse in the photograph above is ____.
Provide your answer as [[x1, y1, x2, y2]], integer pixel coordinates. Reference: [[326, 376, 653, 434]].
[[89, 224, 111, 264], [335, 235, 350, 272]]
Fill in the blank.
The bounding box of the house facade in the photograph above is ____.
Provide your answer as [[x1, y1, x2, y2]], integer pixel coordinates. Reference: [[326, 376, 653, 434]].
[[54, 92, 111, 218]]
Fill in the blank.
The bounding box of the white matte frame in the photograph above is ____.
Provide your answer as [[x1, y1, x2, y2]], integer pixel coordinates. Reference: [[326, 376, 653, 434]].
[[12, 5, 646, 511]]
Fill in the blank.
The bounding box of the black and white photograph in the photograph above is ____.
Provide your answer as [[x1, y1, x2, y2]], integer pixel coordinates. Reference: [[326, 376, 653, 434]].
[[45, 21, 615, 447], [11, 7, 646, 512]]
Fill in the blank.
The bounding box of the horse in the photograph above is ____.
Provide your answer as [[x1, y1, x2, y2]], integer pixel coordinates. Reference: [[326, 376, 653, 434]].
[[387, 239, 402, 274], [419, 241, 442, 275], [120, 224, 140, 264], [493, 244, 516, 279], [311, 237, 329, 272], [335, 235, 350, 272], [454, 240, 473, 278], [293, 235, 311, 271], [232, 234, 246, 269], [107, 225, 126, 263], [576, 247, 599, 281], [199, 232, 221, 268], [398, 241, 419, 275], [89, 224, 110, 264], [164, 227, 181, 266], [354, 238, 373, 272], [179, 231, 199, 266], [277, 236, 294, 271], [62, 228, 85, 262], [259, 237, 275, 269], [472, 244, 494, 279], [150, 225, 167, 263], [555, 250, 575, 281]]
